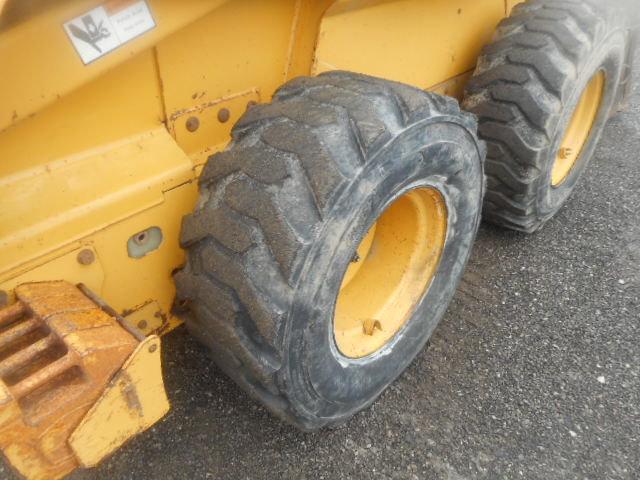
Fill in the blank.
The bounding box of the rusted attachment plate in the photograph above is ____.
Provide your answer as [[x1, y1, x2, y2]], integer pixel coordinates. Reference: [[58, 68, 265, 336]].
[[69, 335, 169, 468], [0, 281, 168, 480]]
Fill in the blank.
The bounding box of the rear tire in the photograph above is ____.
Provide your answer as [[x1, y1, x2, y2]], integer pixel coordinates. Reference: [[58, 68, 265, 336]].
[[175, 71, 485, 430], [463, 0, 629, 232]]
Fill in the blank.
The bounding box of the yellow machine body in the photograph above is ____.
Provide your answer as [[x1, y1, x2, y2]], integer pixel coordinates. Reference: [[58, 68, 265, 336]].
[[0, 0, 524, 477]]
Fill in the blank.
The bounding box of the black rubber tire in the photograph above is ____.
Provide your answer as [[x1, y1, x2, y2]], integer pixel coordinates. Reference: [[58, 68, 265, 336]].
[[462, 0, 629, 233], [174, 71, 485, 431]]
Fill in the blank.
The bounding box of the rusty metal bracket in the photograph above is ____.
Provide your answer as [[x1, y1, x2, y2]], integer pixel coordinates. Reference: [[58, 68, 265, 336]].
[[0, 281, 169, 480], [69, 335, 169, 468]]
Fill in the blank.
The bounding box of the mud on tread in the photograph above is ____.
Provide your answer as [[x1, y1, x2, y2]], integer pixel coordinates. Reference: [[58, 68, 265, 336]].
[[175, 70, 477, 429]]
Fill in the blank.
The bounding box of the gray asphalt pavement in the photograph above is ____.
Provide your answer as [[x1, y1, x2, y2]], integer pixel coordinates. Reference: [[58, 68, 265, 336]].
[[4, 44, 640, 480]]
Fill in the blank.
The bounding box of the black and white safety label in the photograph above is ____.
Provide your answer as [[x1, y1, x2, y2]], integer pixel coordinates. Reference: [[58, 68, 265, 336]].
[[63, 0, 155, 65]]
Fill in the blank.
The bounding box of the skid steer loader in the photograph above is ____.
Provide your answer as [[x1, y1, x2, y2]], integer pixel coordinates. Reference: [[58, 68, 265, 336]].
[[0, 0, 635, 478]]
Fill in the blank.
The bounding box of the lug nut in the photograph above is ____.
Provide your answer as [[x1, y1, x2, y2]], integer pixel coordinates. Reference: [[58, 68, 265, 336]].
[[362, 319, 382, 336], [559, 147, 574, 160]]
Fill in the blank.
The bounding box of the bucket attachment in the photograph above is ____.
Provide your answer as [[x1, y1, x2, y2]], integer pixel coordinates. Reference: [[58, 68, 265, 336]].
[[0, 281, 169, 480]]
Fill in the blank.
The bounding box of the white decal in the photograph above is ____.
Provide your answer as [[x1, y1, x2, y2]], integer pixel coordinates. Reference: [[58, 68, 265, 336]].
[[64, 1, 155, 65]]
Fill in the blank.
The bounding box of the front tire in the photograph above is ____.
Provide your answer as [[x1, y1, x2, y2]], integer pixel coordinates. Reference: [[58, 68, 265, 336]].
[[175, 71, 485, 430]]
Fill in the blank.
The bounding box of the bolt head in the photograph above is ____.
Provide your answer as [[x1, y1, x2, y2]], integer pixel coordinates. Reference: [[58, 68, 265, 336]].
[[217, 108, 230, 123], [185, 116, 200, 132], [77, 249, 95, 266], [559, 147, 574, 160]]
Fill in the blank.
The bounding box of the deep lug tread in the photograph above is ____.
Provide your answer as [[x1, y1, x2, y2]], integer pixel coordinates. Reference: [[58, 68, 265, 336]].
[[260, 121, 346, 212], [177, 71, 480, 429], [463, 0, 621, 233], [199, 143, 289, 188], [180, 202, 254, 253], [222, 176, 302, 279]]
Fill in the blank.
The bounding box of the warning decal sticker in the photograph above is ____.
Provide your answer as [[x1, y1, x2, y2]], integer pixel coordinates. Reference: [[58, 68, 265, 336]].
[[63, 0, 155, 65]]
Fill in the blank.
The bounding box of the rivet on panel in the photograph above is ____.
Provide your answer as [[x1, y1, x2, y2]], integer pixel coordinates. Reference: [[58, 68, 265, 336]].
[[185, 116, 200, 132], [137, 320, 148, 330], [148, 344, 158, 353], [217, 108, 230, 123], [77, 249, 95, 266]]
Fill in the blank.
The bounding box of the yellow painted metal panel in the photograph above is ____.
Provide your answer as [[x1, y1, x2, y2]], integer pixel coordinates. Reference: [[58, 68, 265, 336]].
[[284, 0, 337, 80], [313, 0, 505, 90], [0, 182, 198, 336], [169, 89, 261, 157], [0, 37, 197, 334], [123, 300, 165, 335], [0, 247, 105, 303], [0, 128, 193, 274], [0, 0, 230, 132], [89, 184, 197, 331], [0, 50, 163, 179], [155, 0, 299, 153]]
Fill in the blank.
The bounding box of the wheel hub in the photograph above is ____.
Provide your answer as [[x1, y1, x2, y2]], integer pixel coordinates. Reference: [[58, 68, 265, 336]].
[[552, 71, 605, 186], [333, 187, 448, 358]]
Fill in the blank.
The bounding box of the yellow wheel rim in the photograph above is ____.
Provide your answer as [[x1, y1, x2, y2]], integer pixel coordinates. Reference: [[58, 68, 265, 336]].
[[333, 187, 448, 358], [552, 71, 605, 186]]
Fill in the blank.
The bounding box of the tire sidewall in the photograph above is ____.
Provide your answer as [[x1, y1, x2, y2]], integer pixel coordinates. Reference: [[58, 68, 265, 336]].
[[537, 29, 627, 219], [282, 119, 484, 424]]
